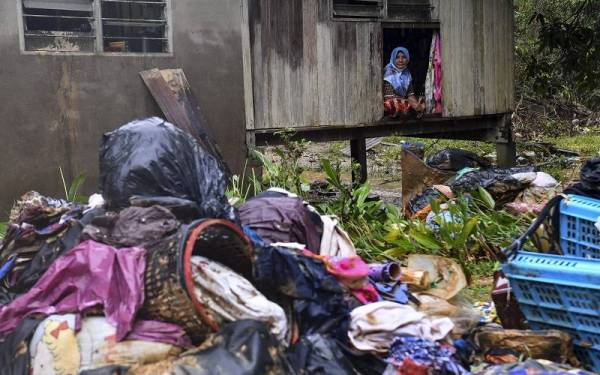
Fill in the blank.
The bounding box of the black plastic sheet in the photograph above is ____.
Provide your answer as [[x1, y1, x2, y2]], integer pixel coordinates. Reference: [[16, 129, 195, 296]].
[[287, 334, 360, 375], [253, 244, 350, 338], [173, 320, 294, 375], [426, 148, 491, 172], [451, 167, 536, 205]]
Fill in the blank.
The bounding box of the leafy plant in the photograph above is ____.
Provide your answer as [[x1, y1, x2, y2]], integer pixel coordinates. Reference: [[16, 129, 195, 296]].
[[381, 188, 530, 269], [0, 221, 7, 241], [59, 167, 87, 204]]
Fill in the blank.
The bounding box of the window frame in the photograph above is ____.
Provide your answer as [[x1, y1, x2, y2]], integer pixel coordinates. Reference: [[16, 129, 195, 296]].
[[331, 0, 435, 22], [17, 0, 173, 56]]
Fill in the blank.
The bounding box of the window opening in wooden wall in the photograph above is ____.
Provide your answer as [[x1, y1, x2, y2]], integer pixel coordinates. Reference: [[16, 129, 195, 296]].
[[386, 0, 432, 21], [22, 0, 95, 52], [333, 0, 383, 19], [101, 0, 168, 53], [382, 28, 442, 117]]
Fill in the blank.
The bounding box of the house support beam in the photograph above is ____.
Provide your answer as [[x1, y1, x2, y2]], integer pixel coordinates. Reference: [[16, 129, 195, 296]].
[[350, 137, 368, 184], [495, 113, 516, 167]]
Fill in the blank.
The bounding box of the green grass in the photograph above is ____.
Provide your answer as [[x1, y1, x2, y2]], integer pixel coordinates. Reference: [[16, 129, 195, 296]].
[[550, 134, 600, 158], [464, 259, 500, 301]]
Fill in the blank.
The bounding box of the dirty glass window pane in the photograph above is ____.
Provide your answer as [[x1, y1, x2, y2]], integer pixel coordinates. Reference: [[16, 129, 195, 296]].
[[386, 0, 432, 21], [22, 0, 96, 52], [100, 0, 169, 53], [333, 0, 383, 19]]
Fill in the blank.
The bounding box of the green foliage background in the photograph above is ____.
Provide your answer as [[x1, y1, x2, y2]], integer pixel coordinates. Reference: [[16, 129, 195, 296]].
[[515, 0, 600, 109]]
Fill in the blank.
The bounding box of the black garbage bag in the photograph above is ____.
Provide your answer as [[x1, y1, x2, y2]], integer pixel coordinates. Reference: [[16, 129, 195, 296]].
[[451, 167, 536, 206], [173, 320, 294, 375], [564, 157, 600, 199], [426, 148, 491, 172], [99, 117, 236, 221]]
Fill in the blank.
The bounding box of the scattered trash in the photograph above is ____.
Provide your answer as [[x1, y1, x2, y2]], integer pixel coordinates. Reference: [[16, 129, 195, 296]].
[[407, 254, 467, 300], [474, 326, 577, 365]]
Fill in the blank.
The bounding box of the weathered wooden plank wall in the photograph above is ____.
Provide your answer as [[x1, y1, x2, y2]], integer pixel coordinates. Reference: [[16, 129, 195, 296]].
[[249, 0, 514, 129], [250, 0, 382, 129], [440, 0, 514, 117]]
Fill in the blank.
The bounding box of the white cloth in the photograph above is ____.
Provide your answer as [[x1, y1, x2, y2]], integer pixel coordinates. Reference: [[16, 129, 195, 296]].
[[191, 256, 288, 343], [319, 215, 357, 258], [348, 301, 454, 353], [511, 172, 538, 184], [532, 172, 558, 188]]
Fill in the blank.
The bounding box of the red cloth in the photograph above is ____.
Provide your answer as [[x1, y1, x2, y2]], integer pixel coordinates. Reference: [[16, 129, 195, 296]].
[[397, 358, 429, 375], [384, 98, 411, 118], [0, 240, 145, 341]]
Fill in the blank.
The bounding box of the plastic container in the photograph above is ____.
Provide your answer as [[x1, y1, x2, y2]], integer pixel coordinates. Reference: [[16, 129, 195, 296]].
[[560, 195, 600, 259], [502, 251, 600, 371]]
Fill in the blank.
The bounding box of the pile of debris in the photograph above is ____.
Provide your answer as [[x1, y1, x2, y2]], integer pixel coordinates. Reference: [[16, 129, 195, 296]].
[[402, 146, 561, 219], [0, 118, 597, 375]]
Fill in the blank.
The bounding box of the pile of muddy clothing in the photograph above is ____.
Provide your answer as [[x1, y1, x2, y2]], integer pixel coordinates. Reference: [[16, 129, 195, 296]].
[[0, 119, 590, 375], [403, 147, 561, 219]]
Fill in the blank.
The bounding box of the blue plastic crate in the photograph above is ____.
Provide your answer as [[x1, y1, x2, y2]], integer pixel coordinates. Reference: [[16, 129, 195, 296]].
[[503, 251, 600, 371], [560, 195, 600, 259]]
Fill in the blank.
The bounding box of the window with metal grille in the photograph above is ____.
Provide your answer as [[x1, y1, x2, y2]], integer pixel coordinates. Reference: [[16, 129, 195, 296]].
[[332, 0, 383, 19], [101, 0, 168, 53], [386, 0, 432, 21], [20, 0, 170, 54], [22, 0, 96, 52]]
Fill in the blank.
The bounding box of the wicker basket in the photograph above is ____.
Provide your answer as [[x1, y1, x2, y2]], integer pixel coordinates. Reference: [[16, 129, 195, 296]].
[[140, 219, 253, 343]]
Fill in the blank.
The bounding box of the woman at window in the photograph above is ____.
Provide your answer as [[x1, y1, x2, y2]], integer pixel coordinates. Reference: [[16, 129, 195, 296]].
[[383, 47, 425, 117]]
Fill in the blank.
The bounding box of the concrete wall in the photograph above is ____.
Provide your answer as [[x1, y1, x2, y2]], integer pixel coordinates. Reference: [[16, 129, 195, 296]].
[[0, 0, 247, 218]]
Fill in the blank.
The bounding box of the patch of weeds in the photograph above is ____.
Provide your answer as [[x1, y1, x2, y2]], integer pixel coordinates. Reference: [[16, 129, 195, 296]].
[[324, 141, 347, 167], [384, 137, 496, 157], [227, 130, 311, 204]]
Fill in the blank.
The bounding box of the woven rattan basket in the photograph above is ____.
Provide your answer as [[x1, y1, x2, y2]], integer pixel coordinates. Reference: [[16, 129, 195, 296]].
[[140, 219, 253, 343]]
